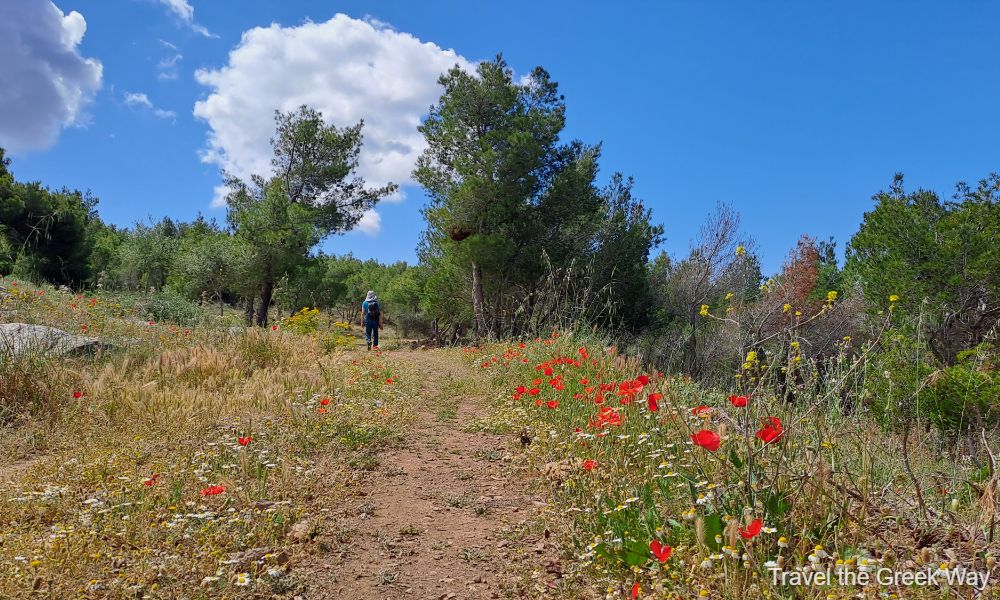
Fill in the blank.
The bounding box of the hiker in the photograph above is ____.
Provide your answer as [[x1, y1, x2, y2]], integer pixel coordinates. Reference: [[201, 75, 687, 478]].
[[361, 290, 383, 350]]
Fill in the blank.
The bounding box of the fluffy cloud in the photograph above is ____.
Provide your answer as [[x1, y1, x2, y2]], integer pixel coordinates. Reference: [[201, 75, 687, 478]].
[[0, 1, 102, 153], [194, 14, 474, 223], [356, 209, 382, 236], [158, 0, 214, 38], [124, 92, 176, 120]]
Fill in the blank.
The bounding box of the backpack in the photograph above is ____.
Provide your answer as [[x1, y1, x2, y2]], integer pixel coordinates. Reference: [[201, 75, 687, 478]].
[[367, 301, 381, 322]]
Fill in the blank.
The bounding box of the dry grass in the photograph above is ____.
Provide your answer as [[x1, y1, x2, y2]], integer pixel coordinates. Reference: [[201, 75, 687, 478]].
[[0, 282, 413, 597]]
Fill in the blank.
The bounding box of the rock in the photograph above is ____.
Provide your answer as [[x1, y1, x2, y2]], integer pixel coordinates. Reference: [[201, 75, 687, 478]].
[[0, 323, 110, 360], [225, 547, 270, 570], [288, 519, 315, 542]]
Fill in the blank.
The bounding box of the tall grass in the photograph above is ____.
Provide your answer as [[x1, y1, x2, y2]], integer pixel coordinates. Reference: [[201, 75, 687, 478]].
[[474, 331, 998, 598]]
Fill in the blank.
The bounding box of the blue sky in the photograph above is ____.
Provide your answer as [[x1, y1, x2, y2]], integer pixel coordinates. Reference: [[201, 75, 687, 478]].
[[3, 1, 999, 274]]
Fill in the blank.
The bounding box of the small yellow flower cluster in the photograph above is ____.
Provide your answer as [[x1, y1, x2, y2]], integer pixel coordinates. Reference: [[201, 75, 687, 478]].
[[283, 307, 321, 334]]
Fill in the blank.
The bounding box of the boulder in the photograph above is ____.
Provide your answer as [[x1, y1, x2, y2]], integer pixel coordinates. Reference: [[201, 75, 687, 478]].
[[0, 323, 109, 359]]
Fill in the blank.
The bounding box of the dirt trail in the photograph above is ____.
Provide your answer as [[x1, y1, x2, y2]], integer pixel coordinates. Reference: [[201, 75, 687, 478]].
[[306, 349, 539, 599]]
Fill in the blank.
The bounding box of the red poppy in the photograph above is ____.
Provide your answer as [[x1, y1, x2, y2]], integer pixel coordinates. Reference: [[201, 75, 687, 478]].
[[691, 405, 712, 417], [320, 397, 331, 406], [631, 582, 641, 598], [238, 436, 252, 446], [636, 374, 650, 386], [739, 518, 763, 539], [317, 407, 328, 414], [579, 347, 589, 360], [580, 377, 590, 385], [143, 473, 160, 487], [729, 394, 749, 408], [589, 406, 623, 428], [200, 485, 225, 496], [647, 393, 662, 412], [691, 429, 721, 452], [148, 321, 155, 326], [546, 400, 559, 409], [755, 417, 784, 444], [619, 379, 645, 398], [543, 366, 553, 376], [528, 387, 541, 396], [649, 539, 672, 562], [72, 391, 83, 399], [581, 459, 597, 471], [516, 385, 527, 394], [271, 325, 278, 331]]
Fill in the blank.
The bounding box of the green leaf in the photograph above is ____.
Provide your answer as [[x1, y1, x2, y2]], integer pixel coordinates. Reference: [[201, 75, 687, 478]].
[[621, 539, 649, 567], [703, 513, 724, 551], [765, 492, 791, 519], [728, 447, 743, 469]]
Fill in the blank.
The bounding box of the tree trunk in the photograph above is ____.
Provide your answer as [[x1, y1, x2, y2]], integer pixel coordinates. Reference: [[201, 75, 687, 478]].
[[218, 291, 224, 317], [244, 297, 255, 326], [471, 260, 487, 339], [256, 280, 274, 327]]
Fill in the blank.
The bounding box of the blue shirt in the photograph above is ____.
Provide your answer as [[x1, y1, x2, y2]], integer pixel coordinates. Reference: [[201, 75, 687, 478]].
[[362, 300, 379, 322]]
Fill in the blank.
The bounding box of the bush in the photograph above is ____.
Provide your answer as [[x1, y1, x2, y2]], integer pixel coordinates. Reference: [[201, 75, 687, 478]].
[[394, 311, 433, 338], [920, 344, 999, 433], [142, 289, 202, 325], [861, 329, 934, 428], [283, 307, 320, 334]]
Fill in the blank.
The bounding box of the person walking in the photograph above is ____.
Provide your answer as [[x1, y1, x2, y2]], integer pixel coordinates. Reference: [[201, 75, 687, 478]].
[[361, 290, 383, 350]]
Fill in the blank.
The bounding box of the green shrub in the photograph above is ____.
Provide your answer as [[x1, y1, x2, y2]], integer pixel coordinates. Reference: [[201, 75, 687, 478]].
[[861, 329, 934, 428], [920, 344, 998, 432], [143, 289, 201, 325]]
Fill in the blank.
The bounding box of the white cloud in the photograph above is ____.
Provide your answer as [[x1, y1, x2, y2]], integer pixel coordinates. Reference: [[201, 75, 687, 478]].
[[157, 52, 183, 80], [0, 0, 102, 153], [356, 209, 382, 236], [157, 0, 214, 38], [209, 184, 228, 208], [193, 14, 474, 227], [124, 92, 176, 120]]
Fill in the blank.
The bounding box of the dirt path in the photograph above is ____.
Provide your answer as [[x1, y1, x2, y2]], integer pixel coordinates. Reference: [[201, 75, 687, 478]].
[[304, 349, 541, 599]]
